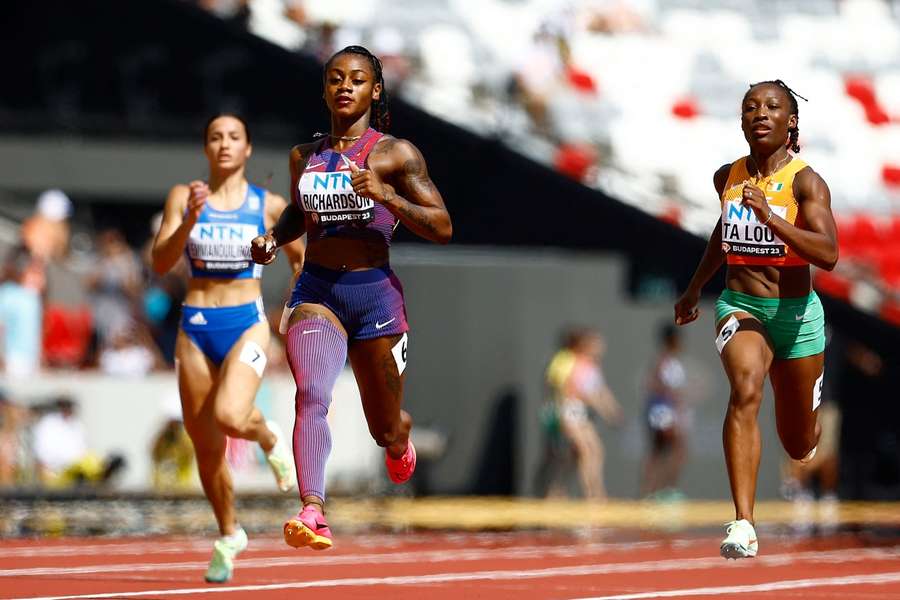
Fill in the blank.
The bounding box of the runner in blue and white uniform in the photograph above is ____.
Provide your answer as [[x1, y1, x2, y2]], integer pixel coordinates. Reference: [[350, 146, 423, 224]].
[[151, 114, 303, 583]]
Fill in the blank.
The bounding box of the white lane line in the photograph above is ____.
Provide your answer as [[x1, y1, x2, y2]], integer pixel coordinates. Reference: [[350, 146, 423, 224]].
[[8, 549, 900, 599], [569, 572, 900, 599], [0, 537, 697, 559], [0, 539, 709, 576]]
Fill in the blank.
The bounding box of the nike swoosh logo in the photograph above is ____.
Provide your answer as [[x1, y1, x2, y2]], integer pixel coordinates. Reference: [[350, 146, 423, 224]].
[[794, 313, 807, 321], [302, 329, 322, 335], [306, 161, 326, 170], [375, 318, 396, 330], [315, 521, 329, 531]]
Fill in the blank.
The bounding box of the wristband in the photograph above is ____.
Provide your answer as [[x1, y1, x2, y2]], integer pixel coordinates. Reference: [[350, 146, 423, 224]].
[[763, 210, 774, 225]]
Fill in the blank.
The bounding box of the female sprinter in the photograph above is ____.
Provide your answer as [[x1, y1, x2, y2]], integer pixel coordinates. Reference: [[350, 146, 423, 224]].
[[674, 80, 838, 559], [250, 45, 452, 550], [152, 114, 303, 582]]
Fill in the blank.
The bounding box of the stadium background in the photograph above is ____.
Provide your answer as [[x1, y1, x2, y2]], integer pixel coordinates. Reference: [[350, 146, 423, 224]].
[[1, 0, 899, 530]]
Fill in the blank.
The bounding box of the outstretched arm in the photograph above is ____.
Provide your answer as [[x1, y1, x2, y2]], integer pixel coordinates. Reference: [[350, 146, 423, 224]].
[[348, 139, 452, 244], [674, 165, 730, 325]]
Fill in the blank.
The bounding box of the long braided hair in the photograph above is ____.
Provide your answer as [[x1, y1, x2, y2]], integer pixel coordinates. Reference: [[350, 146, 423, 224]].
[[325, 46, 390, 133], [746, 79, 808, 152]]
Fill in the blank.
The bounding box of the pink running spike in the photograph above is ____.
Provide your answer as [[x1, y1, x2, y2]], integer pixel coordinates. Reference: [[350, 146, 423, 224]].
[[283, 505, 333, 550], [385, 440, 416, 484]]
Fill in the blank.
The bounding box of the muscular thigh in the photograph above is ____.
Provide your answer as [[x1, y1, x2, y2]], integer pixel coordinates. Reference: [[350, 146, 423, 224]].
[[348, 333, 407, 431], [716, 311, 774, 389], [288, 303, 347, 337], [770, 352, 824, 427], [175, 330, 216, 431], [215, 321, 271, 417]]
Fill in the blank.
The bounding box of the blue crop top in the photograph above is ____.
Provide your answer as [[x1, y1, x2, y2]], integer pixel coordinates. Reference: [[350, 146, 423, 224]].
[[185, 183, 266, 280]]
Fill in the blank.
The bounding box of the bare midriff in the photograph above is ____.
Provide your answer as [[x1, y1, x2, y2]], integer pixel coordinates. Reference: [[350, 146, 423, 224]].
[[304, 237, 389, 271], [726, 264, 812, 299], [185, 277, 262, 307]]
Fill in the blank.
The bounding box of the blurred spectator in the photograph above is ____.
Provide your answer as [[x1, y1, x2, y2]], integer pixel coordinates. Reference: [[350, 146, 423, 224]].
[[141, 212, 187, 365], [151, 393, 195, 491], [31, 396, 125, 488], [85, 228, 143, 352], [194, 0, 250, 27], [98, 324, 166, 376], [21, 189, 72, 262], [0, 390, 29, 487], [0, 245, 43, 377], [640, 323, 687, 500], [539, 327, 622, 500]]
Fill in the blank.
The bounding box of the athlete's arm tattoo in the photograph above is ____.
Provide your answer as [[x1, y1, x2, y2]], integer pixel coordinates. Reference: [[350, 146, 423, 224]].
[[380, 141, 452, 244]]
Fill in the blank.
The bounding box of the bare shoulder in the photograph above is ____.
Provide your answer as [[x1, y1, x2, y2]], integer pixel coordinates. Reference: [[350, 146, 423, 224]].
[[290, 140, 322, 172], [793, 164, 830, 201], [371, 135, 421, 163], [166, 183, 190, 207]]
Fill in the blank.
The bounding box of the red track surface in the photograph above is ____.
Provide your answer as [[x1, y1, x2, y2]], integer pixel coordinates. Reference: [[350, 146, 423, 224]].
[[2, 531, 900, 599]]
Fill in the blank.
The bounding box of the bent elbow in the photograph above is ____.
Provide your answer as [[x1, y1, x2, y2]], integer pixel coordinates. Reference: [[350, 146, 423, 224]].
[[437, 222, 453, 245]]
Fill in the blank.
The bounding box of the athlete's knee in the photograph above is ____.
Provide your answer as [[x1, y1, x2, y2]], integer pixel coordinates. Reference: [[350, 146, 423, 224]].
[[780, 427, 818, 460], [214, 405, 252, 437], [783, 436, 817, 461], [729, 370, 765, 411]]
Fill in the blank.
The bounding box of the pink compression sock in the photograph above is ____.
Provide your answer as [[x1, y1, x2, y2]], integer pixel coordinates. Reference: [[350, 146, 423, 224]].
[[286, 317, 347, 501]]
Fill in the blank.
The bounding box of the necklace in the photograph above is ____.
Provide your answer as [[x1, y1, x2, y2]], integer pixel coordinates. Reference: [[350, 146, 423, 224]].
[[749, 153, 791, 187], [331, 134, 362, 142]]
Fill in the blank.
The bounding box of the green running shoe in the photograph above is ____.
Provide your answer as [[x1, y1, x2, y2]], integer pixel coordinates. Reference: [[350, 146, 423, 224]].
[[204, 527, 248, 583], [265, 420, 296, 493]]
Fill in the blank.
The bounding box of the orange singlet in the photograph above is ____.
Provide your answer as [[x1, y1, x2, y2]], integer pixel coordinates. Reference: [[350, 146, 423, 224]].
[[720, 156, 809, 267]]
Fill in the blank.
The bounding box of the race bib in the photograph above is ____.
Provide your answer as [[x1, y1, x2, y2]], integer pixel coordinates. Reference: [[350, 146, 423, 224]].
[[187, 223, 259, 273], [721, 201, 789, 258], [299, 172, 374, 226]]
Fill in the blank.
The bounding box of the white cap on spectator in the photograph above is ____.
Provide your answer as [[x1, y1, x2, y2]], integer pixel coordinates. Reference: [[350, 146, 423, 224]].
[[36, 189, 73, 222]]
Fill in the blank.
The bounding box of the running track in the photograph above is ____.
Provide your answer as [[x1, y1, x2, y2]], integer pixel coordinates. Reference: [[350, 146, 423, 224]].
[[3, 531, 900, 599]]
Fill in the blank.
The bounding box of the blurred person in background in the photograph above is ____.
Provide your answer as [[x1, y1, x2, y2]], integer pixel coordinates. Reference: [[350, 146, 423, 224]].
[[0, 189, 70, 377], [21, 189, 72, 263], [250, 45, 452, 551], [151, 113, 302, 584], [674, 80, 839, 559], [151, 393, 196, 492], [31, 397, 125, 488], [0, 390, 29, 487], [0, 246, 43, 377], [536, 330, 577, 498], [640, 323, 687, 500], [542, 327, 622, 500], [85, 228, 143, 353]]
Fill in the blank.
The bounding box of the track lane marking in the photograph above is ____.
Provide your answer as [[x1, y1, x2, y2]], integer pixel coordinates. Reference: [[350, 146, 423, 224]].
[[7, 548, 900, 599]]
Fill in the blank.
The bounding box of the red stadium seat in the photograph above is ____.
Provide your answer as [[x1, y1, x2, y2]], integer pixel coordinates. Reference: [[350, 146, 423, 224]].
[[42, 304, 93, 367], [814, 270, 852, 300], [882, 164, 900, 187], [671, 97, 700, 119], [845, 76, 891, 126]]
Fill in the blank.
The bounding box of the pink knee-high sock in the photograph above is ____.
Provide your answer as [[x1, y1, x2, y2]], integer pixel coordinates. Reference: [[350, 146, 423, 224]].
[[286, 318, 347, 501]]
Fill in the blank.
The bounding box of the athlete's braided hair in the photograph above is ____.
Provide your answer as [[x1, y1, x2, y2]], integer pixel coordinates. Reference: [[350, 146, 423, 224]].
[[325, 45, 390, 132], [746, 79, 807, 152]]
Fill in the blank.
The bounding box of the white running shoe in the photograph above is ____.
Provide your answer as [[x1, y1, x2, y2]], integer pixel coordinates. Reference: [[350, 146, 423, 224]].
[[265, 420, 296, 493], [720, 519, 758, 559]]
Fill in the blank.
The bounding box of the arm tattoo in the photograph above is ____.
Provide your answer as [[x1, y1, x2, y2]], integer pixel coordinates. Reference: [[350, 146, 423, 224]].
[[385, 188, 438, 235], [401, 158, 438, 197]]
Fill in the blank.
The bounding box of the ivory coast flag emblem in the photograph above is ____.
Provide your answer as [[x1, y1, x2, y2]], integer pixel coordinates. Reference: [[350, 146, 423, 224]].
[[769, 182, 784, 192]]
